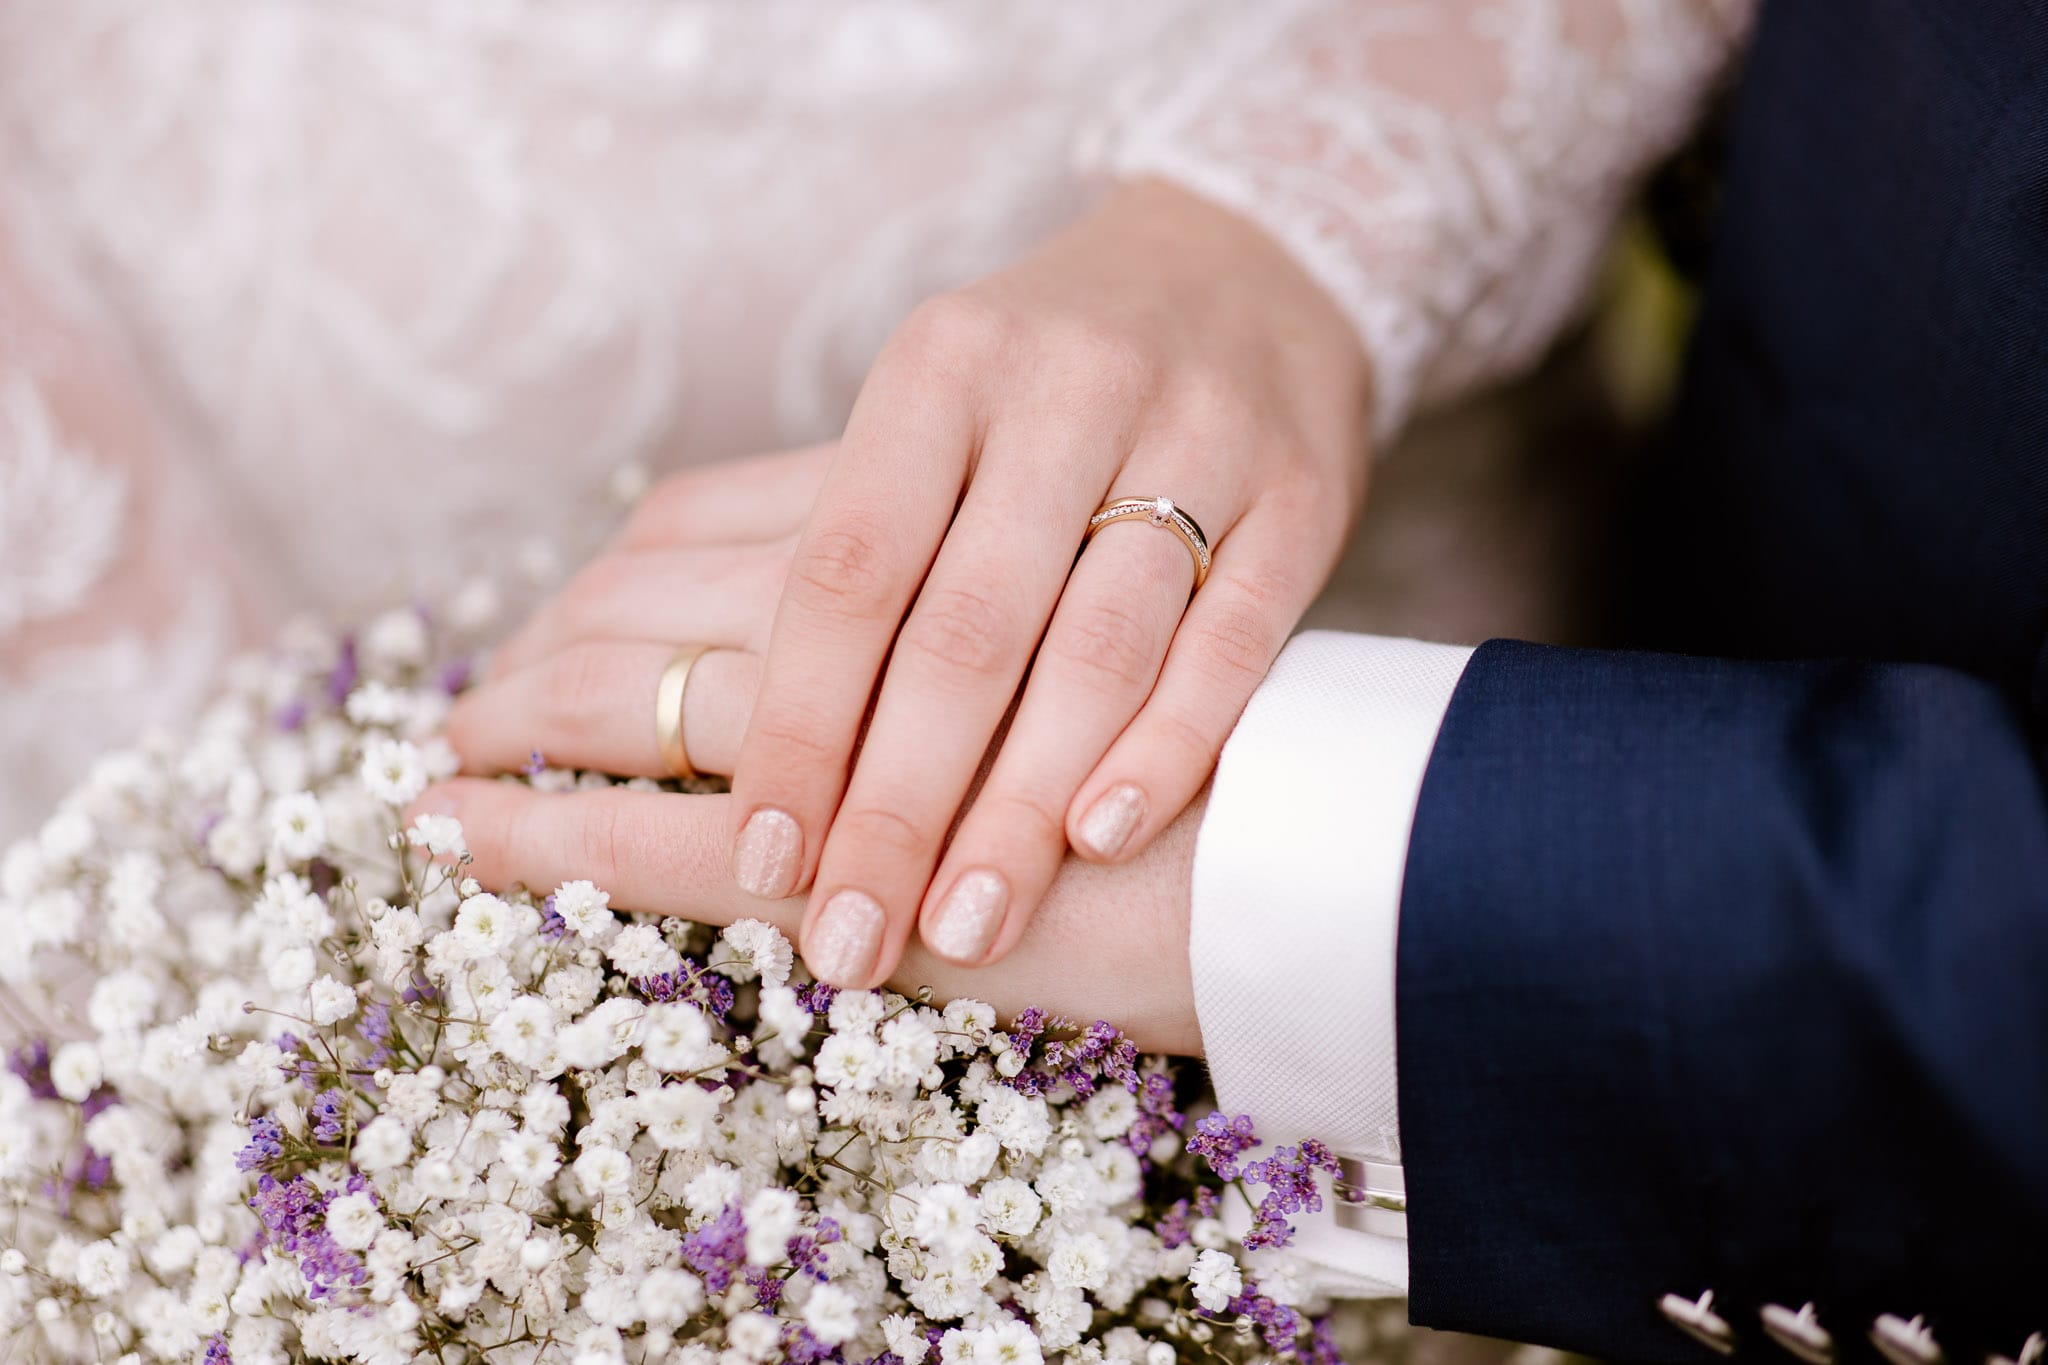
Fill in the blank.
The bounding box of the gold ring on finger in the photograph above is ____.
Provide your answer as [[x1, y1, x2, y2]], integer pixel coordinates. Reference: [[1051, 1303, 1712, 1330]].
[[1084, 495, 1211, 590], [655, 645, 714, 782]]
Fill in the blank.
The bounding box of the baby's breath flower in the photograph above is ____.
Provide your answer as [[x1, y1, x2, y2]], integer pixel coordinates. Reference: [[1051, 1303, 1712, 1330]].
[[0, 603, 1351, 1365], [359, 736, 428, 806]]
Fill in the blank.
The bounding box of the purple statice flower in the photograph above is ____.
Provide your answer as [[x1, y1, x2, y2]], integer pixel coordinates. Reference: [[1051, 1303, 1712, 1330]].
[[1007, 1007, 1050, 1064], [1189, 1111, 1260, 1181], [745, 1266, 786, 1310], [681, 1204, 747, 1293], [795, 981, 838, 1015], [785, 1217, 841, 1282], [1123, 1069, 1185, 1160], [274, 697, 309, 733], [1240, 1139, 1342, 1251], [785, 1325, 842, 1365], [1153, 1188, 1222, 1251], [1033, 1018, 1138, 1099], [8, 1040, 58, 1101], [359, 1003, 394, 1069], [439, 655, 473, 696], [524, 749, 547, 777], [1305, 1315, 1344, 1365], [247, 1174, 366, 1301], [1228, 1279, 1305, 1351], [1154, 1198, 1194, 1250], [4, 1038, 116, 1116], [309, 1088, 349, 1144], [632, 959, 735, 1022], [70, 1145, 114, 1190], [1000, 1014, 1158, 1122], [324, 636, 359, 707], [270, 1037, 319, 1093], [235, 1116, 287, 1172], [400, 978, 441, 1007], [204, 1336, 233, 1365], [538, 893, 572, 942]]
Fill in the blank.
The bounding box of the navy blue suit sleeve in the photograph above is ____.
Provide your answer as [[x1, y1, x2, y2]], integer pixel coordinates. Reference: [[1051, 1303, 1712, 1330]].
[[1396, 640, 2048, 1362]]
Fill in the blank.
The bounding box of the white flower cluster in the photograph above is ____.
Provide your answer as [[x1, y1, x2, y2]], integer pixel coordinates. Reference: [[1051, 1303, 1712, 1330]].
[[0, 608, 1384, 1364]]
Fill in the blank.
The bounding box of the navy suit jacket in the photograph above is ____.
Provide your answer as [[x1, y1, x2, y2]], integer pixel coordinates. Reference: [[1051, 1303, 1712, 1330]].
[[1396, 2, 2048, 1361]]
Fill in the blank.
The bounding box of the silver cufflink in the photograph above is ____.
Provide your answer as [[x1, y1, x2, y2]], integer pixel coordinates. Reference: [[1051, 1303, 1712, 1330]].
[[1871, 1314, 1945, 1365], [1334, 1157, 1407, 1237], [1991, 1333, 2045, 1365], [1660, 1290, 1737, 1356], [1761, 1302, 1835, 1364]]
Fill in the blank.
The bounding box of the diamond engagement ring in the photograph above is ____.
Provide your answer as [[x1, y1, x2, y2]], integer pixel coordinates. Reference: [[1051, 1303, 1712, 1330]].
[[1084, 495, 1211, 590]]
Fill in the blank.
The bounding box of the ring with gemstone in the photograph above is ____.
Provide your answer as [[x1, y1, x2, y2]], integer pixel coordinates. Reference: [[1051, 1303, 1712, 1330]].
[[1084, 496, 1211, 590]]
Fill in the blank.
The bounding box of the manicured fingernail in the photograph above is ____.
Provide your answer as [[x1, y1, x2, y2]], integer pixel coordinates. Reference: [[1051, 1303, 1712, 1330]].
[[733, 808, 801, 899], [807, 890, 885, 985], [1076, 784, 1146, 859], [927, 869, 1008, 962]]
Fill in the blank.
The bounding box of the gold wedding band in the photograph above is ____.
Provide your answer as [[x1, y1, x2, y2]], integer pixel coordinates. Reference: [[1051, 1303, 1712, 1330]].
[[655, 645, 713, 782], [1085, 496, 1211, 589]]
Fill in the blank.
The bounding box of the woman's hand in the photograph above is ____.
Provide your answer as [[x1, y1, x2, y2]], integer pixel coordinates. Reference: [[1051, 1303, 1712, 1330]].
[[423, 542, 1201, 1051], [731, 181, 1371, 988]]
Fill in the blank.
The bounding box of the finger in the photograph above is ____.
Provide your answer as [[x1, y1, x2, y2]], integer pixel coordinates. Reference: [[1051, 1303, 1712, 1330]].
[[726, 329, 986, 904], [410, 782, 796, 931], [614, 443, 835, 552], [916, 501, 1200, 964], [1069, 501, 1325, 864], [489, 543, 785, 680], [798, 459, 1104, 987], [446, 643, 760, 780]]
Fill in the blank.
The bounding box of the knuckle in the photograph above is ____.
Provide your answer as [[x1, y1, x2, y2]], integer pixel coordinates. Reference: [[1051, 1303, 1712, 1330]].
[[1047, 597, 1159, 691], [1150, 704, 1228, 773], [899, 583, 1017, 681], [788, 520, 896, 620], [749, 705, 841, 765], [1167, 366, 1259, 445], [975, 788, 1068, 851], [894, 292, 1015, 370], [1190, 589, 1280, 686], [538, 646, 617, 736], [835, 801, 936, 863], [1044, 317, 1161, 407], [566, 798, 666, 891]]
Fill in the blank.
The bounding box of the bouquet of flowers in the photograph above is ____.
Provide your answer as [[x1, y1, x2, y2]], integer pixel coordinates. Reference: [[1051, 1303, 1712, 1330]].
[[0, 606, 1392, 1365]]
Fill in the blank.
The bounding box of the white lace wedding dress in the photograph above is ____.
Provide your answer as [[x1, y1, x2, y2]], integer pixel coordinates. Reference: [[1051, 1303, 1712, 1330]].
[[0, 0, 1750, 841]]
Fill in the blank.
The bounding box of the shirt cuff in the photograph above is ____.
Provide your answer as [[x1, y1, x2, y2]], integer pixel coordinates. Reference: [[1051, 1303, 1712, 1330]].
[[1190, 630, 1474, 1296]]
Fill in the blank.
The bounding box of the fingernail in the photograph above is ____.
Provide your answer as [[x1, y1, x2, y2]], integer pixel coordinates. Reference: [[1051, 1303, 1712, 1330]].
[[1076, 784, 1146, 859], [807, 889, 885, 985], [733, 807, 801, 899], [927, 869, 1008, 962]]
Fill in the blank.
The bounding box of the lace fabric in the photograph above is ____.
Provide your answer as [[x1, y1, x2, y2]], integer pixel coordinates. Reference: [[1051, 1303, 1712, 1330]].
[[0, 0, 1750, 839], [1095, 0, 1752, 438]]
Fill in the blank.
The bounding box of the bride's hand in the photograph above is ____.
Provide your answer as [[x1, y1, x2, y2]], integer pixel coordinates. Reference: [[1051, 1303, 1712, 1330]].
[[731, 181, 1370, 988], [420, 592, 1201, 1053]]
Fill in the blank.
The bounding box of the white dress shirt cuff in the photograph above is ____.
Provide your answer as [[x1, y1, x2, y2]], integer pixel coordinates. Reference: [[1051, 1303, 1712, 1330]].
[[1189, 630, 1474, 1296]]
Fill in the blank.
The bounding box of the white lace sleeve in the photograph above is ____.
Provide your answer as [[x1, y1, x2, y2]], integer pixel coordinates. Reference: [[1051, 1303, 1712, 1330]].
[[0, 207, 246, 839], [1092, 0, 1753, 441]]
